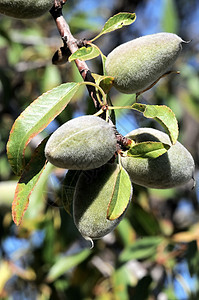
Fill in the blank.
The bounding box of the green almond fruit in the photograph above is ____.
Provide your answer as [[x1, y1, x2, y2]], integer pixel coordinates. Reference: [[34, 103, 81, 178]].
[[121, 128, 195, 189], [73, 164, 132, 240], [0, 0, 54, 19], [105, 32, 183, 94], [45, 115, 117, 170]]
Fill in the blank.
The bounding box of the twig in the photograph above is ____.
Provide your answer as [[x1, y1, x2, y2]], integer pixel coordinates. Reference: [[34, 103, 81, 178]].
[[50, 2, 101, 110]]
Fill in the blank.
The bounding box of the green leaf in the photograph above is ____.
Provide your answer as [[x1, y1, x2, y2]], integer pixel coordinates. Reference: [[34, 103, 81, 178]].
[[131, 202, 161, 236], [127, 141, 170, 159], [132, 103, 178, 144], [69, 45, 100, 62], [107, 166, 132, 221], [24, 162, 54, 222], [101, 53, 107, 75], [92, 73, 114, 94], [119, 236, 164, 262], [117, 219, 136, 247], [91, 12, 136, 42], [107, 94, 116, 125], [162, 0, 179, 33], [7, 82, 80, 175], [46, 249, 90, 282], [12, 137, 48, 226]]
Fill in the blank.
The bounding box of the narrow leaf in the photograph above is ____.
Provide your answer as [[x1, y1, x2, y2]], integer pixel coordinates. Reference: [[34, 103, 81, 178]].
[[46, 249, 90, 282], [12, 137, 48, 226], [127, 141, 170, 159], [91, 12, 136, 42], [69, 45, 100, 62], [117, 219, 136, 247], [101, 53, 107, 75], [132, 103, 178, 144], [131, 202, 161, 236], [107, 166, 132, 221], [119, 236, 164, 262], [7, 82, 80, 175]]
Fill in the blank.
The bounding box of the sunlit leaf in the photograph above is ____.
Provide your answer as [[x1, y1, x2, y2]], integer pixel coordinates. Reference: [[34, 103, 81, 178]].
[[46, 249, 91, 282], [107, 166, 132, 221], [107, 94, 116, 125], [91, 12, 136, 42], [132, 103, 178, 144], [127, 141, 170, 159], [101, 53, 107, 75], [24, 162, 54, 222], [7, 82, 80, 175], [69, 45, 100, 62], [12, 137, 48, 226]]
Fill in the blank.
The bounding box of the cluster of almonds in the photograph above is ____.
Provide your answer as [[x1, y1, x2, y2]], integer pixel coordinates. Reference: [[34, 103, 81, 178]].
[[1, 1, 194, 240], [45, 32, 195, 240], [44, 32, 194, 240]]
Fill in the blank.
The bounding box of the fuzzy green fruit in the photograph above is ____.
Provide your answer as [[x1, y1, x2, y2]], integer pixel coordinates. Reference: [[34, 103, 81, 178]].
[[121, 128, 195, 189], [73, 164, 131, 239], [0, 0, 54, 19], [105, 33, 183, 94], [45, 115, 117, 170]]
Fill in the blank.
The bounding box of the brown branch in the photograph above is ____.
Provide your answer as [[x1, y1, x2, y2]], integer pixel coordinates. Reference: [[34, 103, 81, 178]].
[[50, 4, 101, 110]]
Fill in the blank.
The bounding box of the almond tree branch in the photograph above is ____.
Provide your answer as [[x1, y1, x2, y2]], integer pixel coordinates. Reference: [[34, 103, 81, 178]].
[[50, 3, 100, 110]]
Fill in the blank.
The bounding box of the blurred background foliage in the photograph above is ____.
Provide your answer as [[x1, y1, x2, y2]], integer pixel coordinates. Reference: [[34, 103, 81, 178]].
[[0, 0, 199, 299]]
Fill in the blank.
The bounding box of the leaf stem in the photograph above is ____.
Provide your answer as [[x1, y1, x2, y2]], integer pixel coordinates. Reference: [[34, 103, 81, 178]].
[[79, 81, 107, 106], [108, 105, 134, 110]]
